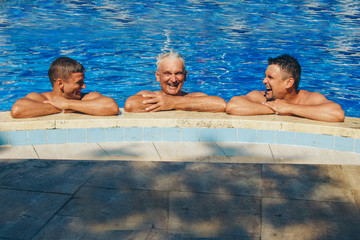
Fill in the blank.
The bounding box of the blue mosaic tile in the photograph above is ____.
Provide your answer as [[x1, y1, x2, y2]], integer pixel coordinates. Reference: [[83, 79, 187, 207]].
[[47, 129, 67, 144], [144, 127, 162, 141], [105, 127, 123, 142], [238, 129, 256, 143], [162, 128, 181, 142], [314, 134, 334, 149], [295, 132, 314, 147], [67, 128, 86, 143], [8, 131, 27, 146], [276, 131, 295, 145], [200, 128, 218, 142], [257, 130, 275, 144], [124, 127, 142, 141], [182, 128, 199, 142], [87, 128, 105, 143], [355, 139, 360, 154], [0, 132, 8, 145], [28, 130, 47, 145], [219, 128, 237, 142], [335, 136, 354, 152]]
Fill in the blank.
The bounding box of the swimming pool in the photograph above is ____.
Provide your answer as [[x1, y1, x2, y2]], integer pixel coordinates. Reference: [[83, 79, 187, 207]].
[[0, 0, 359, 117]]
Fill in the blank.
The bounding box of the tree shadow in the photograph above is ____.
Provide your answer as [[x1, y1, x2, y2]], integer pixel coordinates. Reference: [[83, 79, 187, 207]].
[[0, 142, 359, 239]]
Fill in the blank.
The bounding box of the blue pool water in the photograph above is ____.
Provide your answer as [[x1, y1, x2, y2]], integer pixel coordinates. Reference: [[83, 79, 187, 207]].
[[0, 0, 359, 117]]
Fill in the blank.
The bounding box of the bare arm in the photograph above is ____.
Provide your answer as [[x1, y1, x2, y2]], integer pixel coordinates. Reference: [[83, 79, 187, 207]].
[[124, 91, 155, 113], [264, 92, 345, 122], [44, 92, 119, 116], [142, 92, 226, 112], [226, 91, 274, 116], [11, 92, 62, 118]]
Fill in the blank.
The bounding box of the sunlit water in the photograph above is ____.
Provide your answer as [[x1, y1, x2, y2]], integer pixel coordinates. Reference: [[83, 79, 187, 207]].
[[0, 0, 359, 117]]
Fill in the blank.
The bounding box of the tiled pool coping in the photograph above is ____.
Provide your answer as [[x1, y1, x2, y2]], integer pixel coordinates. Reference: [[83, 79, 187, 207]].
[[0, 110, 359, 153]]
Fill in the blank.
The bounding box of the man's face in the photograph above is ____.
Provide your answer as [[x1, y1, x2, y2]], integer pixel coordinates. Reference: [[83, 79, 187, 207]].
[[62, 72, 86, 99], [156, 57, 187, 96], [262, 64, 288, 101]]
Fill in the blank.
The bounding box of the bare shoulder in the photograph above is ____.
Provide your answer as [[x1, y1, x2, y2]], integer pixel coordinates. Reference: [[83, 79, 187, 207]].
[[24, 92, 49, 102], [136, 90, 156, 96], [82, 92, 103, 100], [299, 90, 330, 104], [245, 90, 266, 102], [185, 92, 208, 97]]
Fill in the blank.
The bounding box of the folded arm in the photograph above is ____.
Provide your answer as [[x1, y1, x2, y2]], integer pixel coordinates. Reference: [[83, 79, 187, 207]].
[[124, 91, 155, 113], [44, 92, 119, 116], [263, 93, 345, 122], [11, 92, 62, 118], [124, 92, 226, 113], [226, 91, 275, 116], [226, 91, 345, 122]]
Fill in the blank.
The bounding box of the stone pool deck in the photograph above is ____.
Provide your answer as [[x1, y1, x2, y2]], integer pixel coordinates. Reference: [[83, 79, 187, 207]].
[[0, 110, 360, 239]]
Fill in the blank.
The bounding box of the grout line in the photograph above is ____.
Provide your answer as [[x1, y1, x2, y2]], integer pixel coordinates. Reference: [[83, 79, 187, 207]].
[[32, 145, 40, 159], [96, 143, 111, 159], [215, 142, 231, 162], [268, 144, 276, 163], [152, 142, 163, 161]]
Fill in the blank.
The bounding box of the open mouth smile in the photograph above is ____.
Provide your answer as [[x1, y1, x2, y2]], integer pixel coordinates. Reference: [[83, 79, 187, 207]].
[[264, 85, 274, 100]]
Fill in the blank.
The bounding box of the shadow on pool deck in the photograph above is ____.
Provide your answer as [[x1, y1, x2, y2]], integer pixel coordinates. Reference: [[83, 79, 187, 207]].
[[1, 147, 360, 240]]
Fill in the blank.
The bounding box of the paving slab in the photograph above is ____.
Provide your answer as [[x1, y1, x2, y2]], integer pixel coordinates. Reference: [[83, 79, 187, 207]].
[[334, 151, 360, 165], [0, 159, 29, 179], [85, 161, 180, 191], [32, 215, 152, 240], [58, 186, 168, 229], [168, 191, 261, 238], [0, 188, 70, 240], [99, 142, 161, 161], [218, 142, 275, 163], [262, 197, 360, 240], [0, 145, 38, 159], [270, 144, 339, 164], [159, 162, 262, 196], [146, 228, 260, 240], [0, 159, 100, 194], [34, 143, 109, 160], [154, 142, 230, 162], [85, 161, 262, 196], [341, 165, 360, 207], [262, 164, 355, 202]]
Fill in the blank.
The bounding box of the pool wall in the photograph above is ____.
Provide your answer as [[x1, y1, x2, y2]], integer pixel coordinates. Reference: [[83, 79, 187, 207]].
[[0, 110, 359, 154]]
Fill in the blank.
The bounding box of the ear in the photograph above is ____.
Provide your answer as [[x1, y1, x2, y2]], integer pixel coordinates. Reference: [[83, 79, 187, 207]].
[[184, 71, 187, 81], [55, 79, 65, 91], [155, 71, 160, 82], [285, 77, 295, 89]]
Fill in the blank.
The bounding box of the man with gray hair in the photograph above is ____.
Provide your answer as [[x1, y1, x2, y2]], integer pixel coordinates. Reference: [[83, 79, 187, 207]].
[[124, 51, 226, 112]]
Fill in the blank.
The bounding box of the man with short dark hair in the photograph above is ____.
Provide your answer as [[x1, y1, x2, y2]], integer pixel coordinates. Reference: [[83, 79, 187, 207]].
[[11, 57, 119, 118], [226, 54, 345, 122], [124, 50, 226, 113]]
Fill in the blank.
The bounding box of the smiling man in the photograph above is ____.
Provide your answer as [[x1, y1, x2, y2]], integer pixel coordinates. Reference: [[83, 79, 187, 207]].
[[11, 57, 119, 118], [124, 51, 226, 113], [226, 54, 345, 122]]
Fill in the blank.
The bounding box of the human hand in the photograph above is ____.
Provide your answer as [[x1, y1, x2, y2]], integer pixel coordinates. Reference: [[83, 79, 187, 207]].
[[142, 94, 175, 112], [44, 95, 70, 110], [263, 99, 293, 115]]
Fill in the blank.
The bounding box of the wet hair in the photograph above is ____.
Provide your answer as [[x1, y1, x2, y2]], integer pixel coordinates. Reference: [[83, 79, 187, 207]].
[[48, 57, 85, 86], [268, 54, 301, 91], [156, 50, 185, 71]]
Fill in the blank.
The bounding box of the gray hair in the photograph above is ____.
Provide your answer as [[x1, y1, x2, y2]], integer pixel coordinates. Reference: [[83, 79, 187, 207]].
[[156, 50, 185, 71]]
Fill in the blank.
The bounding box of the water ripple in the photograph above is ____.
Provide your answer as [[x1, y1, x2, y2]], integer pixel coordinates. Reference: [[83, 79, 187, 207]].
[[0, 0, 359, 117]]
